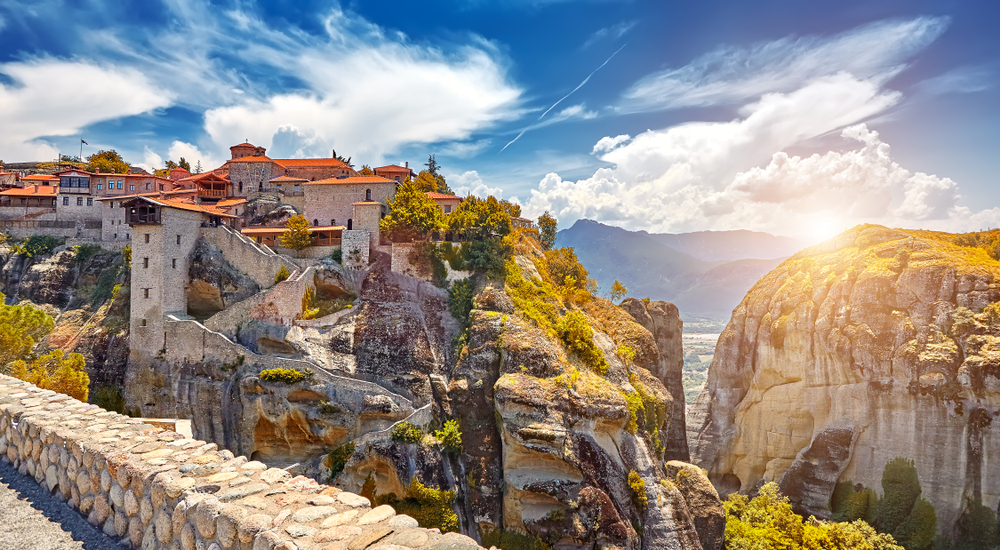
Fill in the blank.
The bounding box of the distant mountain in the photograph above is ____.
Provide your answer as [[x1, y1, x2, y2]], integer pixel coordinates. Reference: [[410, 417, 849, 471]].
[[650, 229, 807, 262], [555, 219, 798, 324]]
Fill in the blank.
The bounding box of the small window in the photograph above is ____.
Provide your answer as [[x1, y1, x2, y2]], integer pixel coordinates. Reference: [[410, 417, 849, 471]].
[[176, 235, 181, 245], [172, 258, 177, 269], [143, 257, 149, 268], [366, 189, 372, 201], [143, 288, 150, 298], [117, 182, 123, 189], [444, 205, 451, 214], [331, 219, 335, 226], [76, 197, 83, 206], [140, 319, 147, 327], [146, 183, 151, 190], [144, 234, 150, 243], [129, 185, 135, 191], [87, 198, 93, 206], [313, 219, 318, 226], [113, 233, 117, 239], [97, 184, 103, 190]]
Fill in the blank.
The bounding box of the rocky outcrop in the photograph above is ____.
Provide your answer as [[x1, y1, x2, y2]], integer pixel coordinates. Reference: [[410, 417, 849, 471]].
[[665, 462, 724, 550], [187, 238, 259, 319], [621, 299, 689, 461], [688, 224, 1000, 530]]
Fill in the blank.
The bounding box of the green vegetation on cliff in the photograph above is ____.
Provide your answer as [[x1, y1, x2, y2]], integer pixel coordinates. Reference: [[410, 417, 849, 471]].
[[725, 483, 903, 550]]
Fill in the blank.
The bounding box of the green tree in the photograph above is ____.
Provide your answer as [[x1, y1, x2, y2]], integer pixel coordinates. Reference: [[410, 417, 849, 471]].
[[538, 211, 557, 250], [0, 292, 56, 371], [447, 195, 513, 240], [425, 154, 440, 176], [609, 280, 627, 302], [164, 160, 177, 171], [332, 149, 353, 168], [280, 215, 314, 251], [874, 458, 927, 534], [178, 157, 191, 171], [194, 160, 203, 174], [435, 419, 463, 455], [10, 349, 89, 401], [380, 180, 444, 242], [85, 149, 130, 174], [414, 170, 440, 193]]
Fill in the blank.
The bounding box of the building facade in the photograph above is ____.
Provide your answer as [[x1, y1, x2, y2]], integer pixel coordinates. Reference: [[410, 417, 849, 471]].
[[302, 176, 396, 229]]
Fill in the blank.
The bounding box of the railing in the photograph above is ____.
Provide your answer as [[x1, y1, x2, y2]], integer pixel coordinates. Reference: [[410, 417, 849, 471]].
[[315, 236, 342, 246], [198, 188, 227, 198], [127, 213, 161, 225]]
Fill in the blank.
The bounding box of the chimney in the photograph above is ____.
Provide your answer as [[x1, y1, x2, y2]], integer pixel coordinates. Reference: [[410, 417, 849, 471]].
[[405, 162, 408, 168]]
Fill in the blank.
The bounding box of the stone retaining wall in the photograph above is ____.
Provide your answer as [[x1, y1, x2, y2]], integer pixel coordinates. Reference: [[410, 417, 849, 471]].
[[0, 375, 484, 550]]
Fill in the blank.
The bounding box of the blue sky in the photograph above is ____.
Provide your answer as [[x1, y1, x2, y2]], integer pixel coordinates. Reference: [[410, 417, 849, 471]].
[[1, 0, 998, 239]]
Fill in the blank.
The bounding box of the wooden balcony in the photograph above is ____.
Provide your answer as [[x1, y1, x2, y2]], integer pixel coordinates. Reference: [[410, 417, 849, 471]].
[[198, 188, 227, 198], [127, 206, 161, 225]]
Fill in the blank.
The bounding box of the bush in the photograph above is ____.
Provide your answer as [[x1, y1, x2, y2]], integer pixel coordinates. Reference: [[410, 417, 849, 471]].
[[435, 419, 463, 455], [376, 477, 459, 533], [258, 368, 306, 384], [951, 498, 1000, 550], [275, 265, 290, 284], [91, 385, 126, 414], [629, 470, 647, 511], [90, 269, 118, 306], [72, 244, 102, 263], [448, 278, 475, 325], [481, 529, 552, 550], [12, 235, 62, 257], [391, 421, 424, 444], [326, 442, 355, 482], [10, 349, 90, 401], [331, 248, 342, 263], [556, 310, 608, 374]]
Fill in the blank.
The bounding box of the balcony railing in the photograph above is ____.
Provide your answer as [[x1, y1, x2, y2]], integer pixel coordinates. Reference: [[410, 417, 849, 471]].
[[127, 208, 161, 225], [198, 189, 227, 198]]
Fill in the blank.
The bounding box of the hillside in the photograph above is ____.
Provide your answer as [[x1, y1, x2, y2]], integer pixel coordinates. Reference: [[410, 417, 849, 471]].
[[688, 224, 1000, 539], [556, 219, 792, 324]]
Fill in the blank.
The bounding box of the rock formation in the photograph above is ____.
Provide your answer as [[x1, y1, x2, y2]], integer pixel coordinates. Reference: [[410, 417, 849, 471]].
[[688, 224, 1000, 531]]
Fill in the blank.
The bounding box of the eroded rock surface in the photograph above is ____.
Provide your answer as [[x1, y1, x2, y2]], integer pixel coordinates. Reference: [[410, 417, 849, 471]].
[[688, 224, 1000, 530]]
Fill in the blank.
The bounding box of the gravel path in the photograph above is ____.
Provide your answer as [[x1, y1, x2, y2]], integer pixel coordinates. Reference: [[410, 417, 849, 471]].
[[0, 460, 127, 550]]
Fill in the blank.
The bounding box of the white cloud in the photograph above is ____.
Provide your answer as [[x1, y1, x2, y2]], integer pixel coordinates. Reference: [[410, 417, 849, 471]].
[[0, 59, 172, 161], [521, 74, 940, 238], [582, 20, 636, 50], [438, 139, 493, 158], [449, 170, 504, 198], [166, 141, 222, 173], [592, 134, 630, 154], [619, 17, 947, 112], [137, 146, 164, 173], [915, 66, 993, 96]]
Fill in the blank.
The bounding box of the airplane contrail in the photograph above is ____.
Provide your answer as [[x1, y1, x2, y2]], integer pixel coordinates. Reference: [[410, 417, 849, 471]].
[[500, 43, 627, 153]]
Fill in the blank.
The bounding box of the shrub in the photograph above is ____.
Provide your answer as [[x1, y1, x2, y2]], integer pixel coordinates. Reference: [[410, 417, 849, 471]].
[[12, 235, 61, 257], [463, 237, 510, 279], [275, 265, 290, 284], [556, 310, 608, 374], [0, 292, 56, 369], [90, 269, 118, 306], [376, 477, 459, 532], [331, 248, 342, 263], [628, 470, 647, 511], [951, 498, 1000, 550], [874, 458, 925, 534], [318, 401, 340, 415], [435, 419, 463, 455], [481, 529, 552, 550], [391, 421, 424, 444], [280, 215, 314, 251], [258, 368, 306, 384], [91, 386, 126, 414], [72, 243, 101, 263], [326, 441, 355, 482], [10, 349, 90, 401], [448, 278, 475, 325]]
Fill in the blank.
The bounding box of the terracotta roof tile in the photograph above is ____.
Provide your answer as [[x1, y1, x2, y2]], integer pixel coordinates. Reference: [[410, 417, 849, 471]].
[[274, 158, 351, 168], [269, 175, 308, 182], [375, 164, 411, 172], [22, 174, 60, 181], [0, 185, 58, 197], [426, 192, 462, 200], [226, 155, 274, 163]]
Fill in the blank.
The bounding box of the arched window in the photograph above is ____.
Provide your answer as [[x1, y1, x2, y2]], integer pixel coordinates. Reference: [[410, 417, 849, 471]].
[[239, 182, 243, 193], [347, 219, 353, 230], [365, 189, 371, 201], [331, 219, 335, 226], [313, 219, 319, 226]]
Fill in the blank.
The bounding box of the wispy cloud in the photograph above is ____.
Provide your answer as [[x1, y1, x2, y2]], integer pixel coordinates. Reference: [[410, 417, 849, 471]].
[[619, 16, 948, 113], [0, 0, 524, 166], [582, 20, 636, 50], [500, 43, 626, 152], [915, 66, 994, 96]]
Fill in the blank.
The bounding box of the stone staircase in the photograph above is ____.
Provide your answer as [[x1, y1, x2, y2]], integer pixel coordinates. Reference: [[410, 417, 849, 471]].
[[201, 225, 298, 288]]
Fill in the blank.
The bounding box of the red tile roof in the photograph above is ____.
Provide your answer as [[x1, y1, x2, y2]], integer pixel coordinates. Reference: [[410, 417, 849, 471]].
[[226, 155, 274, 163], [375, 164, 411, 172], [274, 158, 351, 168], [270, 175, 308, 182], [22, 174, 60, 181], [0, 185, 58, 197], [426, 192, 462, 200], [306, 176, 394, 185], [95, 190, 198, 202], [215, 198, 248, 208], [231, 142, 260, 149], [125, 195, 239, 218]]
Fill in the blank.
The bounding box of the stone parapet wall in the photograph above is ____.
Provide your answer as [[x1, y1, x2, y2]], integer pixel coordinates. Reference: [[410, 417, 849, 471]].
[[202, 226, 297, 288], [341, 231, 370, 270], [0, 375, 484, 550], [390, 243, 471, 284]]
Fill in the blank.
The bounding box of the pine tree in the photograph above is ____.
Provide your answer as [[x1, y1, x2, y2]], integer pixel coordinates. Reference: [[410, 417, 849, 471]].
[[194, 160, 203, 174], [538, 211, 557, 250], [425, 154, 440, 176]]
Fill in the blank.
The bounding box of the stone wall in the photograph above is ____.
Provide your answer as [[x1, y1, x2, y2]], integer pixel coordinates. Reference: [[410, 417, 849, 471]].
[[201, 226, 297, 288], [0, 375, 482, 550], [0, 219, 101, 239], [303, 183, 394, 231], [249, 267, 315, 327], [390, 243, 471, 284], [341, 231, 370, 270]]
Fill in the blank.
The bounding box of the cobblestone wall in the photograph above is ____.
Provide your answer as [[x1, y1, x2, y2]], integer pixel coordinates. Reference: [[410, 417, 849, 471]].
[[0, 375, 484, 550]]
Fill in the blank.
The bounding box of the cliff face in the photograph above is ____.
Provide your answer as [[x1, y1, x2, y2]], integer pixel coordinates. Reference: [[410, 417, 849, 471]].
[[688, 224, 1000, 530]]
